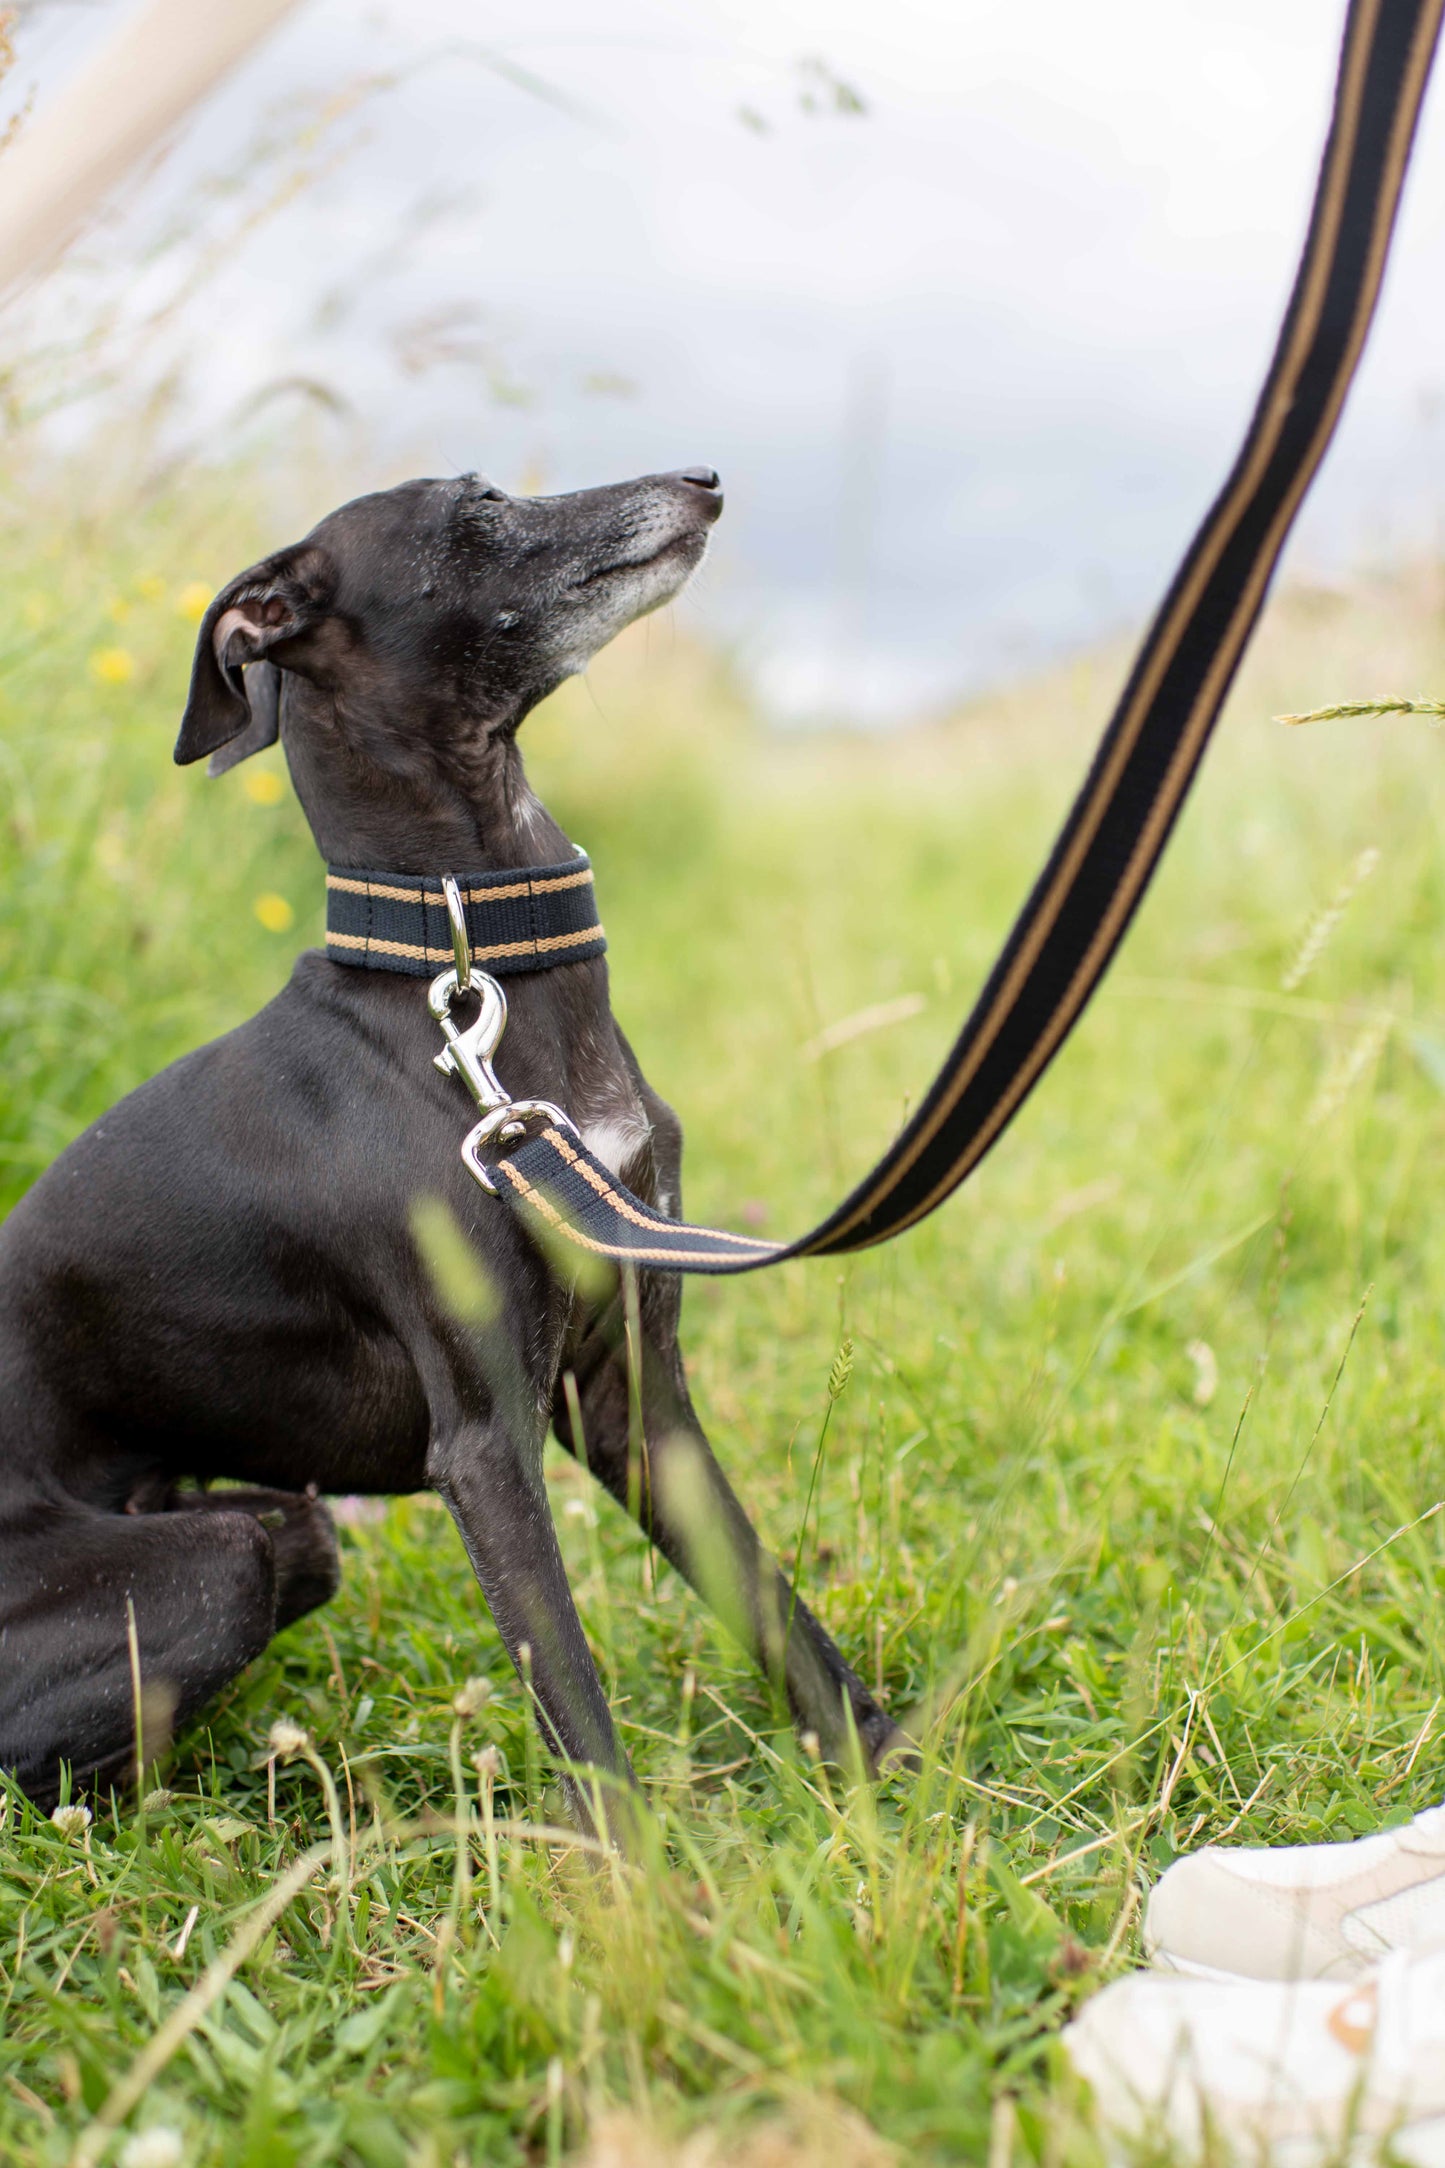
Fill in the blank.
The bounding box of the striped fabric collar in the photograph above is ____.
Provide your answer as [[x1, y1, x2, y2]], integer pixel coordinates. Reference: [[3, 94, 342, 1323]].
[[324, 855, 606, 978]]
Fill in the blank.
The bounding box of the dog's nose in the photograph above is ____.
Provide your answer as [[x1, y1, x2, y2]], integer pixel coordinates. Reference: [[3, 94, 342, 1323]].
[[675, 467, 721, 493]]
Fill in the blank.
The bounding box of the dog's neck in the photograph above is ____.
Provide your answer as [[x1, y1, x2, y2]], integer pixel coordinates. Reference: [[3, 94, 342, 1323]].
[[283, 686, 570, 874]]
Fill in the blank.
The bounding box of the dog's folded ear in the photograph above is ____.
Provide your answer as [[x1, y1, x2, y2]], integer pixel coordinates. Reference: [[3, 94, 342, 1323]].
[[205, 661, 281, 776], [174, 549, 329, 769]]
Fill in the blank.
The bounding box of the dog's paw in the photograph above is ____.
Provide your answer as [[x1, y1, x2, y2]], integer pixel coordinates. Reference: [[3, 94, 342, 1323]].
[[842, 1707, 921, 1784], [868, 1722, 922, 1781], [165, 1487, 342, 1629], [266, 1494, 341, 1630]]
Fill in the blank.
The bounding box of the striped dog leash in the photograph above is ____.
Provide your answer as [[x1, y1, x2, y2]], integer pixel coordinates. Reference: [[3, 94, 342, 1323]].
[[439, 0, 1442, 1276]]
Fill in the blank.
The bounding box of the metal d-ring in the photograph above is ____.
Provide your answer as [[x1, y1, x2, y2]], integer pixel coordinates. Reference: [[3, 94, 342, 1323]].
[[441, 874, 471, 989], [461, 1101, 580, 1195], [468, 1098, 577, 1154]]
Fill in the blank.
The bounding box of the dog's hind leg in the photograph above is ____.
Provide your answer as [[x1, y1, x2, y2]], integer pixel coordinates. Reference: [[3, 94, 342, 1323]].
[[554, 1279, 919, 1782], [0, 1494, 300, 1810]]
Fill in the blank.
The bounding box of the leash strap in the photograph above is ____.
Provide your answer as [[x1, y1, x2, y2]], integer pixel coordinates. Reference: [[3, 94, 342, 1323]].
[[327, 857, 605, 978], [474, 0, 1443, 1274]]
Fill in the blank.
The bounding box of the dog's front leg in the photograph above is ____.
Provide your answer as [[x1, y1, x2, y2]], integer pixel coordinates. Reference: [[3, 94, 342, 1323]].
[[556, 1283, 919, 1784], [429, 1418, 638, 1849]]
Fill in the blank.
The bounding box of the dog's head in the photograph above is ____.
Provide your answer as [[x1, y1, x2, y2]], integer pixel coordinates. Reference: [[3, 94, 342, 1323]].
[[174, 467, 723, 783]]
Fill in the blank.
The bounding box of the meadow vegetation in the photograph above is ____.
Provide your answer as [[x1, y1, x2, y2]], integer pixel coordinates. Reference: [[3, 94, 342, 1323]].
[[4, 471, 1445, 2165]]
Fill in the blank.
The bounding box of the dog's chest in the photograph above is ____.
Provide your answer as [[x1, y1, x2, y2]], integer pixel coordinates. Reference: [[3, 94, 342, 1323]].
[[579, 1103, 652, 1188]]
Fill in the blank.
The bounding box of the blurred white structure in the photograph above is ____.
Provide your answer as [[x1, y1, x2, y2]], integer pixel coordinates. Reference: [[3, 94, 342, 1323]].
[[0, 0, 299, 294]]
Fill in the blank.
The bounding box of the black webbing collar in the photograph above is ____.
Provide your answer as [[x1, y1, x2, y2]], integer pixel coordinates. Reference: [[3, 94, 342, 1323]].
[[326, 857, 606, 978], [464, 0, 1444, 1275]]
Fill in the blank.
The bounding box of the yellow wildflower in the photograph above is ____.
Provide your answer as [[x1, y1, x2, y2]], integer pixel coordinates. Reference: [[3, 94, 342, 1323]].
[[242, 770, 286, 806], [90, 647, 135, 685], [176, 581, 212, 623], [253, 893, 294, 934], [135, 574, 166, 602]]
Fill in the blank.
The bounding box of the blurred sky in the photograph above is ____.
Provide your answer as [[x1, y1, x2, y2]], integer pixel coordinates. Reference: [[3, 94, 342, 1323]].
[[7, 0, 1445, 721]]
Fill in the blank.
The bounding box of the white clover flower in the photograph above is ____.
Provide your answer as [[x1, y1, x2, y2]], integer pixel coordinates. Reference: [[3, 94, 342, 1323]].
[[267, 1719, 310, 1758], [50, 1803, 92, 1838], [119, 2128, 184, 2168], [142, 1788, 173, 1814], [452, 1676, 492, 1719]]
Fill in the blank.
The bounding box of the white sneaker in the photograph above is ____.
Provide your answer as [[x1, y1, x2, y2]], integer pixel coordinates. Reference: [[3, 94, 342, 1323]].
[[1063, 1948, 1445, 2166], [1144, 1805, 1445, 1981]]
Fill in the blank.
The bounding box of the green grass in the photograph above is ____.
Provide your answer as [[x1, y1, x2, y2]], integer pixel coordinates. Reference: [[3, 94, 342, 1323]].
[[5, 480, 1445, 2166]]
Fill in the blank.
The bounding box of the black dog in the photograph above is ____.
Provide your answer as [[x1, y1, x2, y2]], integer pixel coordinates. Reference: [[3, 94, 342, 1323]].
[[0, 467, 912, 1832]]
